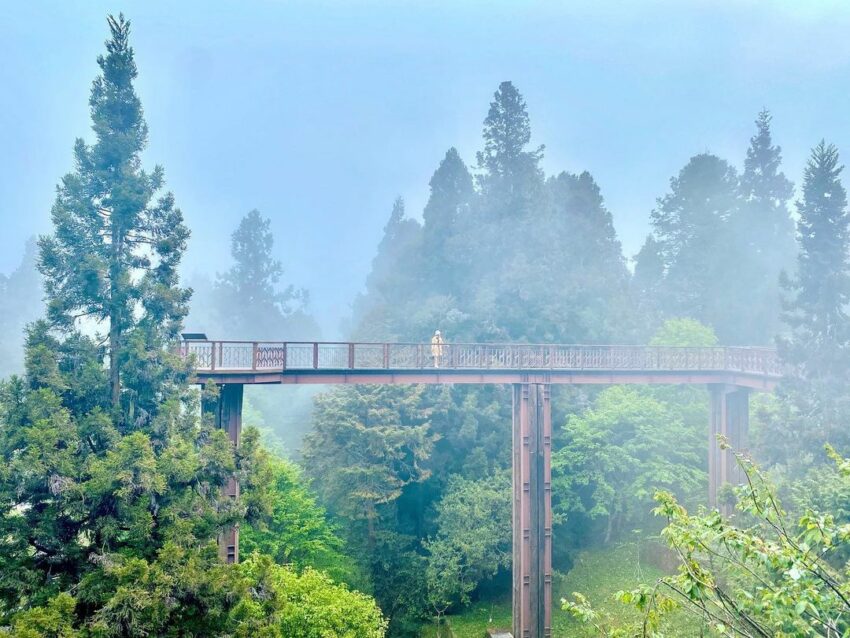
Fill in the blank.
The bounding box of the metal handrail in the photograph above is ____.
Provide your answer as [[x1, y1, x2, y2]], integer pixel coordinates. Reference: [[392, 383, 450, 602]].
[[178, 340, 783, 377]]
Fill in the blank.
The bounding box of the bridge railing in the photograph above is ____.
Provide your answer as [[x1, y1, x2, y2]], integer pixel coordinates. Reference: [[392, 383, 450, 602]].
[[178, 341, 782, 377]]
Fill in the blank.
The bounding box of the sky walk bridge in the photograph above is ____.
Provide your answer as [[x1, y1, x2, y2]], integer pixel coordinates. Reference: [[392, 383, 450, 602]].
[[180, 339, 781, 389], [180, 337, 783, 638]]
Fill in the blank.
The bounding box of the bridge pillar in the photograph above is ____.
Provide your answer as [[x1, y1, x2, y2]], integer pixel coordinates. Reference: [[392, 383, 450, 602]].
[[202, 383, 243, 563], [512, 384, 552, 638], [708, 385, 749, 515]]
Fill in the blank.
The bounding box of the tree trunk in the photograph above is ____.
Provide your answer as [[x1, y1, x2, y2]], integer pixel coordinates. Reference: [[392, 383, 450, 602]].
[[109, 222, 121, 409]]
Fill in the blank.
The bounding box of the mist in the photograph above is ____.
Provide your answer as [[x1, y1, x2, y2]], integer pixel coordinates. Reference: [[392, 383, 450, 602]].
[[4, 3, 850, 637], [6, 2, 850, 338]]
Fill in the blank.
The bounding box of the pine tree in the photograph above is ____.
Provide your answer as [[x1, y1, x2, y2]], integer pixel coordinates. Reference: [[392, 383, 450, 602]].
[[38, 14, 190, 409], [476, 81, 543, 218], [214, 209, 318, 340], [648, 153, 740, 339], [0, 15, 273, 629], [740, 110, 795, 252], [781, 141, 850, 377], [733, 110, 796, 343], [421, 148, 473, 291], [352, 197, 422, 340]]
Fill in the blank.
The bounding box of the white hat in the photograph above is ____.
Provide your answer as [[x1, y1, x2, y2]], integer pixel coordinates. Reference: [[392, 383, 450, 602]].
[[435, 330, 441, 335]]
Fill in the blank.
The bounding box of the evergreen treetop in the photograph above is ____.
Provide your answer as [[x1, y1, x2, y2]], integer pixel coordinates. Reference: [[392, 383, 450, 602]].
[[782, 140, 850, 375], [38, 14, 190, 410]]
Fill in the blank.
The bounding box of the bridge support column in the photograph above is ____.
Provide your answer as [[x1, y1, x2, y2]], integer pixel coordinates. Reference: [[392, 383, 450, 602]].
[[708, 385, 749, 515], [512, 384, 552, 638], [203, 383, 243, 563]]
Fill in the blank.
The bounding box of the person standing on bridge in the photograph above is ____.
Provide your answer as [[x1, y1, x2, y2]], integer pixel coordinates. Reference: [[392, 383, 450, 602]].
[[431, 330, 444, 367]]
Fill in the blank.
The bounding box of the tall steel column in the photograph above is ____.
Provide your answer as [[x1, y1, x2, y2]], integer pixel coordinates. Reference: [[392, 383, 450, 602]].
[[512, 383, 552, 638], [708, 385, 749, 515], [202, 383, 243, 563]]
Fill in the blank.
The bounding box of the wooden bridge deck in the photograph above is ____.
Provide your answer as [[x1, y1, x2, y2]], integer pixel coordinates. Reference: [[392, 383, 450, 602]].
[[180, 340, 781, 389]]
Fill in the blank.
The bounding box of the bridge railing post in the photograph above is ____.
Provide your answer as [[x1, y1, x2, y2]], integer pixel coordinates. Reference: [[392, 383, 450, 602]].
[[313, 343, 319, 369], [251, 342, 258, 371]]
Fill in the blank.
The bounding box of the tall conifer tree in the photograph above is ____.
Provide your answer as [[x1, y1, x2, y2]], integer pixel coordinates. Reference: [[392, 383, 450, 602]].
[[0, 16, 271, 628], [421, 148, 473, 291], [781, 141, 850, 377], [733, 110, 796, 343], [770, 141, 850, 458], [39, 14, 189, 410], [476, 81, 543, 218], [646, 153, 740, 339], [214, 209, 317, 340]]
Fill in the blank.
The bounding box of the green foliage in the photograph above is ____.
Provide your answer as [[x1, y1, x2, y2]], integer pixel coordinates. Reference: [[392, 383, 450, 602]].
[[240, 456, 358, 584], [781, 140, 850, 378], [302, 384, 437, 635], [0, 16, 386, 638], [553, 386, 704, 543], [11, 549, 386, 638], [234, 554, 386, 638], [476, 80, 544, 217], [648, 317, 718, 347], [637, 113, 797, 345], [421, 148, 474, 291], [646, 153, 741, 341], [774, 140, 850, 460], [568, 447, 850, 637], [37, 14, 190, 409], [733, 110, 796, 344], [424, 472, 512, 614], [304, 384, 436, 523]]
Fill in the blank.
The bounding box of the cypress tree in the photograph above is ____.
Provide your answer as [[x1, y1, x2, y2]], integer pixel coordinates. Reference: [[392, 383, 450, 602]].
[[421, 148, 473, 291], [648, 153, 740, 338], [38, 14, 189, 410], [215, 209, 317, 340], [781, 140, 850, 377], [733, 110, 796, 343], [476, 81, 543, 218]]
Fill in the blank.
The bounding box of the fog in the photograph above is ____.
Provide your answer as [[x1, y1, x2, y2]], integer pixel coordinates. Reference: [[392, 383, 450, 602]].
[[7, 4, 850, 637], [5, 1, 850, 339]]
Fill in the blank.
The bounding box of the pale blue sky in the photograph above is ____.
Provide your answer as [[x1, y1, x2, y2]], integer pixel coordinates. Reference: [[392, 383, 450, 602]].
[[3, 1, 850, 335]]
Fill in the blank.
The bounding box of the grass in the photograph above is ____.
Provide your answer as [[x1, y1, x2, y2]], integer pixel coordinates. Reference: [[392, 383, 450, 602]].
[[422, 543, 697, 638]]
